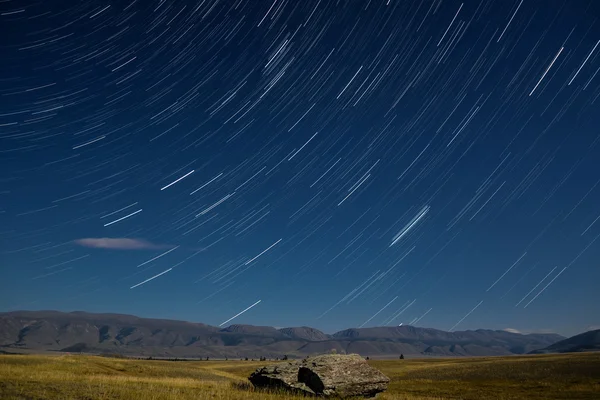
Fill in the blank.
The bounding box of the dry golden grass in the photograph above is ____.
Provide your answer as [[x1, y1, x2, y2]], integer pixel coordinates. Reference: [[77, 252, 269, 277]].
[[0, 352, 598, 399]]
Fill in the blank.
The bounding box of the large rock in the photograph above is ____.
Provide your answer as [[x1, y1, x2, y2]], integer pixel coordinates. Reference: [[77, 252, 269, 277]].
[[248, 353, 390, 397]]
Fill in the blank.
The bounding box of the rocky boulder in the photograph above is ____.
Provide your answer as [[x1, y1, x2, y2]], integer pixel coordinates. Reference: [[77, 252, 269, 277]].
[[248, 353, 390, 397]]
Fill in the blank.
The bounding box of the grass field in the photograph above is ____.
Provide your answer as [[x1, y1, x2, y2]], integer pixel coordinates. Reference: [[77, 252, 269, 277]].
[[1, 352, 599, 399]]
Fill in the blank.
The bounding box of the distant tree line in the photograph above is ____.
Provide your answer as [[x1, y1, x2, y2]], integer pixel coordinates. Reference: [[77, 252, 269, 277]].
[[101, 354, 291, 362], [101, 352, 394, 362]]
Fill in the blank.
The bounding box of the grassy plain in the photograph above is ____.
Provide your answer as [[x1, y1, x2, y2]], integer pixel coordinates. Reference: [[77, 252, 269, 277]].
[[0, 352, 599, 399]]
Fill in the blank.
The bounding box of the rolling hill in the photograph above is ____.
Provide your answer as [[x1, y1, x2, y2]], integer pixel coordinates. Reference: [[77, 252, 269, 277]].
[[530, 329, 600, 354], [0, 310, 564, 358]]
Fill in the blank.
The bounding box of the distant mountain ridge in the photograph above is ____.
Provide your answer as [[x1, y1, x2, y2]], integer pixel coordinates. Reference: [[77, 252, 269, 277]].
[[530, 329, 600, 354], [0, 310, 564, 358]]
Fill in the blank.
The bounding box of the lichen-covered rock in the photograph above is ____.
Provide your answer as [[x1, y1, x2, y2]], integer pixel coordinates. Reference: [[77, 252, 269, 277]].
[[248, 353, 389, 398]]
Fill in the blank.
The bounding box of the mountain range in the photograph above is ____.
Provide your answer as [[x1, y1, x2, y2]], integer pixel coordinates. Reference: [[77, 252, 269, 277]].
[[0, 310, 568, 358], [530, 329, 600, 354]]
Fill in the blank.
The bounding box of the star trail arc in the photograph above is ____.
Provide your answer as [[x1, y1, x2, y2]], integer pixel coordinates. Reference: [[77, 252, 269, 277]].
[[1, 0, 599, 336]]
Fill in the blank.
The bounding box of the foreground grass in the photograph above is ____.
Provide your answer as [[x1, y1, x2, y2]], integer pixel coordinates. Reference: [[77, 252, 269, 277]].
[[0, 352, 599, 399]]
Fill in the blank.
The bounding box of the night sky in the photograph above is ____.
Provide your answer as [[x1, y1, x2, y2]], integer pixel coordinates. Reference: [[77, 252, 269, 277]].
[[1, 0, 600, 337]]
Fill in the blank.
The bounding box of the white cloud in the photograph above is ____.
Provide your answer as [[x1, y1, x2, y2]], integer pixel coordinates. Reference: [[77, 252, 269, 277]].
[[585, 325, 600, 332], [503, 328, 522, 334], [74, 238, 168, 250]]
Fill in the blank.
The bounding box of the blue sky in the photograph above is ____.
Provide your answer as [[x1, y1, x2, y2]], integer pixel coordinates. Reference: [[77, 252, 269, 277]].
[[1, 0, 600, 338]]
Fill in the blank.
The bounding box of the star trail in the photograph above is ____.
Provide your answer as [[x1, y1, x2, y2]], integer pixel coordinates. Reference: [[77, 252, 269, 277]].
[[1, 0, 600, 336]]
